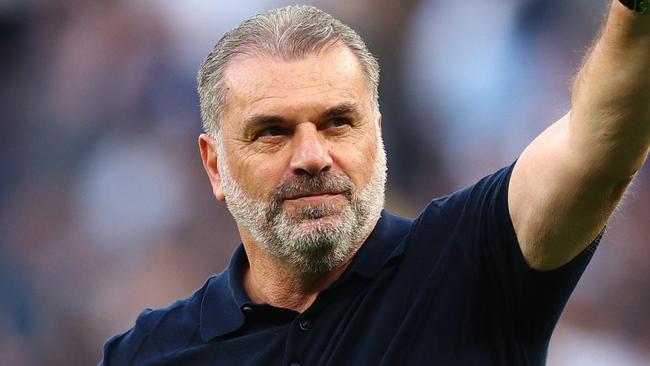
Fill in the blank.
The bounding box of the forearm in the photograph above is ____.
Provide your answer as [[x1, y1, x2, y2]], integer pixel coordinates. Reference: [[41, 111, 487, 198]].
[[509, 2, 650, 270], [570, 1, 650, 179]]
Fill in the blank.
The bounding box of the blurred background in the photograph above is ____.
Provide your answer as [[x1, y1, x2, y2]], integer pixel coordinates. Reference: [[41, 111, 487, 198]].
[[1, 0, 649, 365]]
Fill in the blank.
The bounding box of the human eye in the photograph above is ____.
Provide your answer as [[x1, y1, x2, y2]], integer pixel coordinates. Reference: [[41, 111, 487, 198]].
[[257, 126, 288, 138], [325, 117, 352, 129]]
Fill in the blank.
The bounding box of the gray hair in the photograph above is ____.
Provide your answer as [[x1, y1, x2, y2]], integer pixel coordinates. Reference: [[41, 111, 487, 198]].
[[197, 5, 380, 138]]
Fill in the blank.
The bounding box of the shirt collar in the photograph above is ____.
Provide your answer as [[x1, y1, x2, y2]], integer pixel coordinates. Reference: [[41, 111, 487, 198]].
[[199, 245, 251, 342], [199, 209, 413, 341], [341, 210, 412, 279]]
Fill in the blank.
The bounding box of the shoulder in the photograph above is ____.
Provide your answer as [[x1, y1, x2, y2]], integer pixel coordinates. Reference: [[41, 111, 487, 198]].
[[100, 277, 212, 365], [414, 163, 515, 230], [400, 163, 517, 266], [432, 164, 514, 214]]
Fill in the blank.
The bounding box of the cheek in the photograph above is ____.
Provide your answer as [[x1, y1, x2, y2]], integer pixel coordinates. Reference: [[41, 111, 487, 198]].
[[332, 137, 378, 187], [236, 158, 286, 197], [223, 140, 282, 196]]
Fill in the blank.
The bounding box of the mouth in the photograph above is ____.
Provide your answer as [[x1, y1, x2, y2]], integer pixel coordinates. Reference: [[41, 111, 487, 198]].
[[282, 191, 347, 206], [284, 191, 343, 200]]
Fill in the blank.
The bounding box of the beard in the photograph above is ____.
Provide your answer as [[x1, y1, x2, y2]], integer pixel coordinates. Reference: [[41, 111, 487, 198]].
[[216, 134, 387, 274]]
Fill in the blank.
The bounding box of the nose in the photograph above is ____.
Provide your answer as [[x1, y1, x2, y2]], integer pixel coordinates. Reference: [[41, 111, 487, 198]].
[[289, 124, 333, 176]]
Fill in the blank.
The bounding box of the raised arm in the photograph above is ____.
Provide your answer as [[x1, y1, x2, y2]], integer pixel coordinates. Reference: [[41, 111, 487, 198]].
[[509, 1, 650, 271]]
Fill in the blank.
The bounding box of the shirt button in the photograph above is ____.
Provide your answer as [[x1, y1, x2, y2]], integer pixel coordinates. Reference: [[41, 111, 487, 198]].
[[242, 305, 253, 314], [298, 319, 311, 331]]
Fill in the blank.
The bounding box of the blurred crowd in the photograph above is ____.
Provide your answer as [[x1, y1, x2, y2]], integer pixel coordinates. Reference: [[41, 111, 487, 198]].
[[1, 0, 648, 365]]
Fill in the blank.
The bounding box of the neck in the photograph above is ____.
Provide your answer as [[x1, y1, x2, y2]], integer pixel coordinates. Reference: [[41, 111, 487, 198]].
[[240, 233, 357, 313]]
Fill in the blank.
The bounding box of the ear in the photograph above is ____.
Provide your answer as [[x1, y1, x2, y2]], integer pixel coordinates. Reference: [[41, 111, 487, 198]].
[[198, 134, 226, 201]]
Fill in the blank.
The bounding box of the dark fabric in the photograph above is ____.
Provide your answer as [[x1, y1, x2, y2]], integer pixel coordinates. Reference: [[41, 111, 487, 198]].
[[100, 164, 599, 365]]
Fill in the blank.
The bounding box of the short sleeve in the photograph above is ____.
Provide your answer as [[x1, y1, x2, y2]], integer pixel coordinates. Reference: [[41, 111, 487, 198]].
[[425, 163, 599, 351]]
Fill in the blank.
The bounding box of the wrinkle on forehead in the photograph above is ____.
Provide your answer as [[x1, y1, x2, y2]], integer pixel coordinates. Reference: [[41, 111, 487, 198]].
[[220, 46, 372, 127]]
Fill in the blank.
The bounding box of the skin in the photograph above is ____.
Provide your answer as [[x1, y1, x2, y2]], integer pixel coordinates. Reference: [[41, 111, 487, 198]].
[[199, 45, 381, 311], [508, 2, 650, 271]]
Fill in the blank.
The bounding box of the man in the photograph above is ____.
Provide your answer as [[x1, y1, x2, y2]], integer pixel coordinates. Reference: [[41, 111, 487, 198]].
[[101, 2, 650, 365]]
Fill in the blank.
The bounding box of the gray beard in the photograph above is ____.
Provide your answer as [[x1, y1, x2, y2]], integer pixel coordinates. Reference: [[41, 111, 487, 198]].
[[216, 135, 387, 274]]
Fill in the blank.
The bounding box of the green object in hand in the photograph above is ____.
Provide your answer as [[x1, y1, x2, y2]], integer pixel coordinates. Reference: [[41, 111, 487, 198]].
[[619, 0, 648, 13]]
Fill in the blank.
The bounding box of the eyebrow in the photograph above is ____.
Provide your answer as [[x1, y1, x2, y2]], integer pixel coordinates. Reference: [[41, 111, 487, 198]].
[[321, 102, 361, 119], [241, 102, 362, 132], [242, 114, 285, 133]]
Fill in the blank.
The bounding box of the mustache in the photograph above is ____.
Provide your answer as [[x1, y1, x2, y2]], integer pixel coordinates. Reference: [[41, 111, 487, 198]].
[[272, 172, 354, 202]]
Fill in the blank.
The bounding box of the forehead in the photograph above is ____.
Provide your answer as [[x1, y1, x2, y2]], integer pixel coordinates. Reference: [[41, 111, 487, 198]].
[[221, 45, 371, 127]]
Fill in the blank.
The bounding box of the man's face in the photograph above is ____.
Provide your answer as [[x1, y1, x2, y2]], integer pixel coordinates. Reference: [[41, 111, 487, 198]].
[[200, 45, 386, 273]]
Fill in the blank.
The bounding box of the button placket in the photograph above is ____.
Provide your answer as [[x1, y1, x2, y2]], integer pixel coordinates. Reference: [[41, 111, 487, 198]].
[[284, 312, 315, 365]]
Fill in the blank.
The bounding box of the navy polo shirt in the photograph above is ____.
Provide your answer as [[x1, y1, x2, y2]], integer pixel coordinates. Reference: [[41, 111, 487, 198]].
[[101, 164, 599, 365]]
